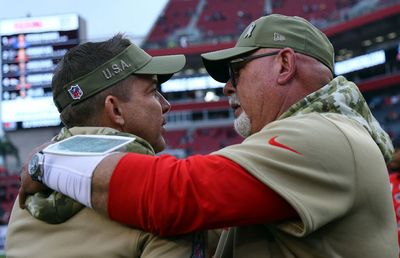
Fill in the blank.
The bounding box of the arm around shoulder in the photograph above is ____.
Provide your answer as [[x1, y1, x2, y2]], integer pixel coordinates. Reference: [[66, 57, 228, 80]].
[[91, 152, 126, 216]]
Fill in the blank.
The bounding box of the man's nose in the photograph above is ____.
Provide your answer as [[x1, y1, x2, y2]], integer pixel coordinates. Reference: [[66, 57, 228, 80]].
[[223, 80, 236, 96], [159, 93, 171, 113]]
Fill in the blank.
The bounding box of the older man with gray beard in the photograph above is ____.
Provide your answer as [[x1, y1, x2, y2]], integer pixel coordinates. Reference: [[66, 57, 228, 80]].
[[21, 14, 398, 258]]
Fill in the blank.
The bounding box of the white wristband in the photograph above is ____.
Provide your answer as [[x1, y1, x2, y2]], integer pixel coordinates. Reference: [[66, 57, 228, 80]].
[[42, 153, 107, 208]]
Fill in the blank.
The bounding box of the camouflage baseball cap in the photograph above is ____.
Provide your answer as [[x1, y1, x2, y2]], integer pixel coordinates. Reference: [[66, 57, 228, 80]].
[[54, 43, 186, 112], [201, 14, 334, 83]]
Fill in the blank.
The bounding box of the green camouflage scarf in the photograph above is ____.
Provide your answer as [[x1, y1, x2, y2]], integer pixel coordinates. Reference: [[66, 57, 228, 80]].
[[279, 76, 393, 163], [25, 126, 155, 224]]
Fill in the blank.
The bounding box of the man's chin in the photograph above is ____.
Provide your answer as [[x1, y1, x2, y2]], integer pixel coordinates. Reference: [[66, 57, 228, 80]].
[[153, 138, 166, 154], [234, 112, 252, 138]]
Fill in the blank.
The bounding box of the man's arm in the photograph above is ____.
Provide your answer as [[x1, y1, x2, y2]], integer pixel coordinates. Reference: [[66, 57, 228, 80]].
[[90, 152, 125, 216], [19, 151, 123, 212], [21, 151, 297, 235], [104, 153, 297, 235]]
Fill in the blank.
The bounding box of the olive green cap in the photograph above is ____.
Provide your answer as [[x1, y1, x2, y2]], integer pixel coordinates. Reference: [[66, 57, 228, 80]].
[[54, 44, 186, 112], [201, 14, 334, 83]]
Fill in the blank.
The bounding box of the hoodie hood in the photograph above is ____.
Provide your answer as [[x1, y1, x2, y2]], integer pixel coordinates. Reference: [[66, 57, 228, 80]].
[[279, 76, 393, 163]]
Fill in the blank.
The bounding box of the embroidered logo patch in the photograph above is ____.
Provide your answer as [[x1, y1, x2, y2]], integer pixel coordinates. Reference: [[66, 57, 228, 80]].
[[244, 22, 256, 38], [273, 32, 286, 41], [268, 136, 302, 155], [68, 84, 83, 100]]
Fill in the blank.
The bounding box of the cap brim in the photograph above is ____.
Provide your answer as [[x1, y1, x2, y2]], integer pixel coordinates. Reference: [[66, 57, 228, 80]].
[[201, 46, 258, 83], [135, 54, 186, 83]]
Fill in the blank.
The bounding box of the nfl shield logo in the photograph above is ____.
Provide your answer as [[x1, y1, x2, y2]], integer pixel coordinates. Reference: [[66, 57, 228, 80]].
[[68, 84, 83, 100]]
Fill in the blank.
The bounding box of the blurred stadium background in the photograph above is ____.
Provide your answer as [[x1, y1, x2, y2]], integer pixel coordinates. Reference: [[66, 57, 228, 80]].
[[1, 0, 400, 254]]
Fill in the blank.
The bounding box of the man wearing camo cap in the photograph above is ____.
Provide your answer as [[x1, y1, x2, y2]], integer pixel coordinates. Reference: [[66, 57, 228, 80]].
[[21, 14, 398, 257], [7, 34, 219, 258]]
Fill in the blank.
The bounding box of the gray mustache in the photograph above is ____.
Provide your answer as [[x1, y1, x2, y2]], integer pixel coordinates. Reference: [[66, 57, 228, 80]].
[[229, 94, 241, 106]]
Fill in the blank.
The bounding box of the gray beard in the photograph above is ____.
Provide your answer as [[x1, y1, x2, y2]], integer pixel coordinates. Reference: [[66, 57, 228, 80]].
[[234, 111, 251, 138]]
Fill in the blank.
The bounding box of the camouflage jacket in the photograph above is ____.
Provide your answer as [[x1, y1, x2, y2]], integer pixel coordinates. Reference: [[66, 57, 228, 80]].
[[25, 126, 155, 224], [279, 76, 393, 163]]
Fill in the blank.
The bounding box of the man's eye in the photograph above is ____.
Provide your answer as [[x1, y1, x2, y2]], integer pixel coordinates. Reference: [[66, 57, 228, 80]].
[[232, 63, 243, 75], [232, 68, 240, 80]]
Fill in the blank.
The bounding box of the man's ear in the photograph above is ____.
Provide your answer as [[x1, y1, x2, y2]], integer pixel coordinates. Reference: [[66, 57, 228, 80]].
[[277, 48, 296, 85], [104, 95, 125, 127]]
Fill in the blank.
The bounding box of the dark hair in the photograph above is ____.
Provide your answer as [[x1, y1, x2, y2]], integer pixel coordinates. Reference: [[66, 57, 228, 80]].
[[52, 33, 133, 127]]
